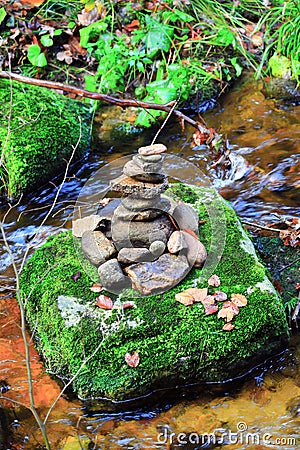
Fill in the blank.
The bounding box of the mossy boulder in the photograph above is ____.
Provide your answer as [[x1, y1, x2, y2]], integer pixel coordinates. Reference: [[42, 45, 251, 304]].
[[0, 79, 90, 200], [19, 185, 289, 402]]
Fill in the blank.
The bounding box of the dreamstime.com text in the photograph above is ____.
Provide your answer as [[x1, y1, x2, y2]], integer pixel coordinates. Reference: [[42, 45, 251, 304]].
[[156, 422, 297, 447]]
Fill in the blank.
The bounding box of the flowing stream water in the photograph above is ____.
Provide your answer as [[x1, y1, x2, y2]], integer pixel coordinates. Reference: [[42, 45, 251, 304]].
[[0, 75, 299, 449]]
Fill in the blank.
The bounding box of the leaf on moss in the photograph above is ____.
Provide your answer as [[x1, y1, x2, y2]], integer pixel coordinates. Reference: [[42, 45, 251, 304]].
[[218, 301, 239, 322], [95, 295, 113, 310], [231, 293, 247, 307], [71, 271, 81, 282], [122, 301, 135, 309], [175, 291, 194, 306], [204, 303, 218, 315], [125, 351, 140, 367], [208, 274, 221, 287], [89, 283, 103, 292], [214, 290, 227, 302], [202, 295, 215, 306], [186, 287, 208, 303], [223, 322, 235, 331]]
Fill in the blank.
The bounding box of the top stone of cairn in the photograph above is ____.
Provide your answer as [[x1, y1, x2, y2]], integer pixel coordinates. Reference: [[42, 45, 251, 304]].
[[138, 143, 167, 156]]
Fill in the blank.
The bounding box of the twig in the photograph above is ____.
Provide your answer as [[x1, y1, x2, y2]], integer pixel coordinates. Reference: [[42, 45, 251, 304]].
[[241, 220, 282, 233], [151, 98, 178, 145], [292, 292, 300, 321], [278, 256, 300, 274]]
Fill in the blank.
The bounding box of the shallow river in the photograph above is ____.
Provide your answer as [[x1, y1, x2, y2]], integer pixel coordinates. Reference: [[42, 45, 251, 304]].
[[0, 75, 299, 449]]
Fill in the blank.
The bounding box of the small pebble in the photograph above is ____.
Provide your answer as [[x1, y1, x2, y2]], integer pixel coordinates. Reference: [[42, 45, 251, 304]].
[[138, 143, 167, 155], [149, 240, 165, 257]]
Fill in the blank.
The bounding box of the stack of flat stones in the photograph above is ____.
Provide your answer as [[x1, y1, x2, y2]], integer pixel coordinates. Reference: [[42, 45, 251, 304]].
[[72, 143, 207, 296]]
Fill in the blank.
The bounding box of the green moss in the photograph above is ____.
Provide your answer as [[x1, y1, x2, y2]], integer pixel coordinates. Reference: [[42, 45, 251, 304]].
[[0, 79, 90, 199], [19, 185, 289, 401]]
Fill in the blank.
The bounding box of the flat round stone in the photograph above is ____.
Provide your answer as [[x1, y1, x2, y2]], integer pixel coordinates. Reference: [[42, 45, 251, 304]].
[[118, 247, 153, 264], [133, 155, 163, 173], [114, 204, 162, 221], [123, 160, 165, 183], [110, 175, 168, 199], [121, 196, 160, 211], [140, 154, 163, 163], [138, 143, 167, 156]]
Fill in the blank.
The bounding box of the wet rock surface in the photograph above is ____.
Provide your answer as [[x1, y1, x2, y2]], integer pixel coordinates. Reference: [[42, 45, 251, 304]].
[[81, 230, 116, 266]]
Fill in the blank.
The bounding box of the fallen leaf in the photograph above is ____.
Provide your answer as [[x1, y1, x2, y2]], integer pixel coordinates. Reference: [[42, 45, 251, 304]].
[[202, 295, 216, 306], [296, 283, 300, 290], [223, 322, 235, 331], [124, 19, 140, 31], [95, 295, 113, 310], [122, 301, 135, 309], [89, 283, 103, 293], [214, 291, 227, 302], [125, 351, 140, 367], [218, 301, 239, 322], [185, 287, 208, 303], [175, 292, 194, 306], [77, 6, 100, 26], [231, 293, 247, 307], [208, 274, 221, 287], [71, 271, 81, 282], [204, 304, 218, 315], [99, 198, 111, 207]]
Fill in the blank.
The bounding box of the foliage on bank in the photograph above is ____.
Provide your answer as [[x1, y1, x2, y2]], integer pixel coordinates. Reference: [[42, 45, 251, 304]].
[[19, 184, 288, 401], [0, 79, 90, 199]]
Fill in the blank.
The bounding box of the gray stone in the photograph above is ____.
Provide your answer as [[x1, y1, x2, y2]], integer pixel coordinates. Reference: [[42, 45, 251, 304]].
[[138, 143, 167, 155], [121, 196, 160, 211], [123, 160, 165, 183], [167, 230, 187, 254], [133, 155, 163, 173], [81, 230, 116, 266], [182, 231, 207, 268], [114, 204, 162, 221], [111, 214, 175, 249], [149, 240, 165, 257], [118, 247, 153, 264], [98, 258, 131, 292], [110, 175, 168, 199], [72, 215, 102, 238], [140, 154, 163, 163], [125, 253, 190, 295], [172, 203, 199, 236]]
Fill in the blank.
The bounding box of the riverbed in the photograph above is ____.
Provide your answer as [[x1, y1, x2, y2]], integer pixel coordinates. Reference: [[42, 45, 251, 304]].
[[0, 75, 299, 449]]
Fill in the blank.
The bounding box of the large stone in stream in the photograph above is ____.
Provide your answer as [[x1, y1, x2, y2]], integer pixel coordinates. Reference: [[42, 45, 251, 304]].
[[81, 230, 116, 266], [125, 254, 190, 296], [20, 184, 289, 403]]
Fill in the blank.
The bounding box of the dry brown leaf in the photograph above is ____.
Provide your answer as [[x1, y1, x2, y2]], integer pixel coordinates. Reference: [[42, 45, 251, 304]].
[[223, 322, 235, 331], [95, 295, 113, 310], [208, 274, 221, 287], [186, 287, 208, 303], [214, 291, 227, 302], [122, 301, 135, 309], [204, 304, 218, 315], [125, 351, 140, 367], [89, 283, 103, 293], [175, 292, 194, 306], [218, 301, 239, 322], [202, 295, 216, 306], [231, 293, 247, 307]]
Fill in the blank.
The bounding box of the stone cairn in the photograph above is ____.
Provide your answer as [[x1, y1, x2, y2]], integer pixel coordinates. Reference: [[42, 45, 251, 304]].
[[72, 144, 207, 295]]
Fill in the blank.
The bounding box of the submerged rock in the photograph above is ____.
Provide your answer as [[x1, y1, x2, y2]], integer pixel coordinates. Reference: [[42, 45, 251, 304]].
[[20, 184, 289, 402]]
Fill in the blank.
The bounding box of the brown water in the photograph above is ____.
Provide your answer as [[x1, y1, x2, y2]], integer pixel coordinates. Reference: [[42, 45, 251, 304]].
[[0, 75, 299, 449]]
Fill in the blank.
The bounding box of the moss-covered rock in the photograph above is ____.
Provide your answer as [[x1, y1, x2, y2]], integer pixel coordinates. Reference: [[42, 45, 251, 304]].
[[0, 79, 90, 200], [19, 185, 289, 402]]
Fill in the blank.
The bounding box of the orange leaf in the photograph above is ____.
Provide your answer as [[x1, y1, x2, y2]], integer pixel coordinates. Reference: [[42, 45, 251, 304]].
[[208, 274, 221, 287], [202, 295, 216, 306], [95, 295, 113, 310], [204, 303, 218, 315], [214, 291, 227, 302], [218, 301, 239, 322], [223, 322, 235, 331], [125, 351, 140, 367], [231, 293, 247, 307], [89, 283, 103, 293], [124, 19, 140, 31], [122, 301, 135, 309], [175, 292, 194, 306], [185, 287, 208, 303]]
